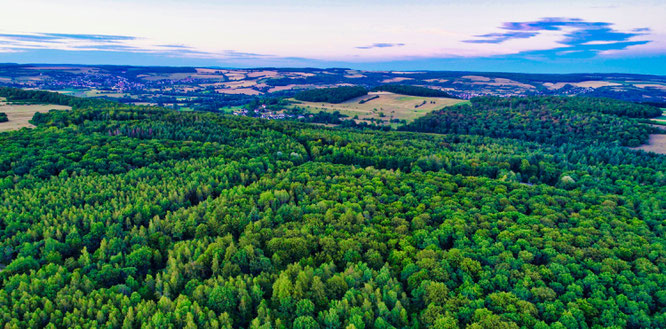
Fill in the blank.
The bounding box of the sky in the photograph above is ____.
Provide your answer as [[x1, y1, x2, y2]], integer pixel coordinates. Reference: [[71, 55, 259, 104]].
[[0, 0, 665, 74]]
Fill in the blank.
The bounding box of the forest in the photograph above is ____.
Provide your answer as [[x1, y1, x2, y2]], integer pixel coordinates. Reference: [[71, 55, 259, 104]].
[[0, 88, 664, 328], [402, 96, 662, 147], [294, 87, 368, 103]]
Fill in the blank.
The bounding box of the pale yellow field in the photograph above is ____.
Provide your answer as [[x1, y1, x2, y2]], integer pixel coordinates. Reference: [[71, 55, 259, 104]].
[[289, 91, 466, 126], [246, 70, 280, 78], [215, 88, 263, 95], [344, 70, 365, 79], [459, 75, 534, 89], [543, 81, 621, 90], [0, 103, 71, 132], [382, 77, 414, 83], [221, 80, 265, 88], [630, 134, 666, 155], [461, 75, 491, 82], [289, 72, 316, 77], [138, 73, 227, 81], [269, 85, 309, 93], [267, 83, 354, 93], [633, 84, 666, 91], [424, 79, 449, 83]]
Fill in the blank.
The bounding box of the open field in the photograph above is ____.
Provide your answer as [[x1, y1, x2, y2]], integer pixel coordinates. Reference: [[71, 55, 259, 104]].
[[0, 103, 71, 132], [289, 91, 466, 126], [215, 88, 263, 95], [459, 75, 535, 89], [631, 133, 666, 155], [633, 83, 666, 91], [382, 77, 414, 83], [543, 81, 622, 89]]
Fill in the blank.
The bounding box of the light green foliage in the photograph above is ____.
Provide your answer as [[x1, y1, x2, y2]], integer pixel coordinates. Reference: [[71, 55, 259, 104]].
[[0, 88, 664, 328]]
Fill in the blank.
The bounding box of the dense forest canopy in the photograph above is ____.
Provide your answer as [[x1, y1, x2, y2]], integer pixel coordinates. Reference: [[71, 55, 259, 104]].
[[0, 88, 664, 328], [371, 85, 457, 98], [0, 86, 116, 109], [402, 96, 662, 147], [294, 86, 368, 103]]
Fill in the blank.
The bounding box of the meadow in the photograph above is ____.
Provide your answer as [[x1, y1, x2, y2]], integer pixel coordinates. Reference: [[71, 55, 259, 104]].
[[289, 91, 466, 126], [0, 99, 71, 132]]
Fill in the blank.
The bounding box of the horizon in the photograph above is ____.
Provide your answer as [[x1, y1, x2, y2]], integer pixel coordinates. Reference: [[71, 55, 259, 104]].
[[2, 62, 666, 77], [2, 0, 665, 74]]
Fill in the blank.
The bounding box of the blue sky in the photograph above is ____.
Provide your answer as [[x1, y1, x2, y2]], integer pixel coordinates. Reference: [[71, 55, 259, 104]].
[[1, 0, 665, 74]]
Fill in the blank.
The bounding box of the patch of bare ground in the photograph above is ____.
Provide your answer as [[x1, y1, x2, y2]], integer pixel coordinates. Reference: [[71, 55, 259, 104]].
[[382, 77, 414, 83], [630, 134, 666, 155]]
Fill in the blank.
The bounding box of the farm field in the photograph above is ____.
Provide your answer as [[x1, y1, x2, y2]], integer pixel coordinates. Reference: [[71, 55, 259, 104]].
[[0, 101, 71, 132], [630, 133, 666, 154], [289, 91, 466, 126]]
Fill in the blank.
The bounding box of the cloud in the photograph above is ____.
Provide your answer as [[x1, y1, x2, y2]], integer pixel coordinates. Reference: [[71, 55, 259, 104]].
[[356, 42, 405, 49], [464, 31, 538, 44], [0, 31, 276, 61], [0, 32, 135, 44], [0, 32, 140, 53], [465, 17, 649, 51]]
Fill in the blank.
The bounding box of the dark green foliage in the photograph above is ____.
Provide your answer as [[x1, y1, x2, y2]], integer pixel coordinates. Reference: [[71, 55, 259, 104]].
[[403, 96, 658, 146], [294, 86, 367, 103], [0, 112, 6, 122], [303, 111, 346, 124], [0, 88, 664, 328], [0, 86, 115, 109], [372, 84, 457, 98], [358, 95, 379, 104]]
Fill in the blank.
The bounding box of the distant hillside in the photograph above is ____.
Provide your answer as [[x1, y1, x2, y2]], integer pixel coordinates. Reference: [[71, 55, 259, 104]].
[[0, 64, 665, 108]]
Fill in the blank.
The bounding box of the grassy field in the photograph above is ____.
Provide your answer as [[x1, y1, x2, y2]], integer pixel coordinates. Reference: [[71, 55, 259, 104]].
[[218, 106, 244, 114], [288, 91, 466, 127], [0, 103, 71, 132]]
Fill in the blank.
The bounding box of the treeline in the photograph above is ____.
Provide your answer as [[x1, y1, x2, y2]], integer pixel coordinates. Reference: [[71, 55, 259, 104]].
[[292, 84, 457, 105], [402, 96, 658, 146], [358, 95, 379, 104], [470, 96, 662, 118], [0, 88, 664, 328], [0, 86, 116, 109], [294, 86, 368, 103], [372, 84, 457, 98]]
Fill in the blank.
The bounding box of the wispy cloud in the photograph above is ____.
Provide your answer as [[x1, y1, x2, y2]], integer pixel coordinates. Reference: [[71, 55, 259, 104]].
[[356, 42, 405, 50], [0, 32, 140, 52], [464, 17, 650, 55], [464, 31, 538, 44], [0, 32, 135, 44], [0, 31, 275, 61]]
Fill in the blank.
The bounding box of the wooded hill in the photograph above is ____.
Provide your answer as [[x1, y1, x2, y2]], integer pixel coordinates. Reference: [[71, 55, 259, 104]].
[[402, 96, 662, 147], [294, 86, 368, 103], [0, 88, 664, 328]]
